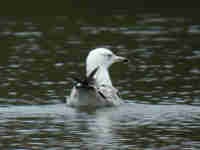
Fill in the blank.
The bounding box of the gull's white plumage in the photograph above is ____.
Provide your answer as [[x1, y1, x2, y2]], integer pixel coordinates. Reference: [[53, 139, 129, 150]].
[[67, 48, 128, 107]]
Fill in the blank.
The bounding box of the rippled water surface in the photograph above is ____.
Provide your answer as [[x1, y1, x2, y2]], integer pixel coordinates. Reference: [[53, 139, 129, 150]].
[[0, 12, 200, 149]]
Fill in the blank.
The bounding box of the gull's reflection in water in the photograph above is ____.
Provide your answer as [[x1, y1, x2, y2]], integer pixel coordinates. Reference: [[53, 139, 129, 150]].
[[86, 110, 119, 149], [63, 107, 121, 149]]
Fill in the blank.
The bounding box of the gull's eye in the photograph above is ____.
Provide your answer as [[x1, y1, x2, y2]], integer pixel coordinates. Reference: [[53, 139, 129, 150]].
[[102, 53, 112, 59], [107, 54, 112, 57]]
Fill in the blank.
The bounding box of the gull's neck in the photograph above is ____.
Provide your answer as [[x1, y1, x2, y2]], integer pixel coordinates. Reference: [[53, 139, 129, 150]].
[[95, 67, 112, 87]]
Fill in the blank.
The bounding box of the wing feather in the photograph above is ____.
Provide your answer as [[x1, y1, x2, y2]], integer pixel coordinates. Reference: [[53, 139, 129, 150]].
[[95, 84, 122, 106]]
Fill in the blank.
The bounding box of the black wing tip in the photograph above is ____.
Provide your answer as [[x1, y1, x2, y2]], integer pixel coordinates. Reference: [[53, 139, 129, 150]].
[[87, 66, 99, 81], [98, 91, 106, 99], [71, 66, 99, 90]]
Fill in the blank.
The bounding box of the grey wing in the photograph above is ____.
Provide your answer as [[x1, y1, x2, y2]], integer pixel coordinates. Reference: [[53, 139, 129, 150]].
[[95, 85, 123, 106]]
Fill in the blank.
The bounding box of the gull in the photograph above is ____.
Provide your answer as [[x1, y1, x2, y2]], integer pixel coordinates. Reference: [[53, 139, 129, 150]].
[[67, 48, 129, 107]]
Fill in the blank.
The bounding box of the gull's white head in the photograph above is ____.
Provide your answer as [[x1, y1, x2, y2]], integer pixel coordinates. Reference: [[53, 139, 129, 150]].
[[86, 48, 128, 85]]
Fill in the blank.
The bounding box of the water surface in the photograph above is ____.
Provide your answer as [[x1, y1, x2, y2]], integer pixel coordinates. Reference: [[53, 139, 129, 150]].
[[0, 12, 200, 149]]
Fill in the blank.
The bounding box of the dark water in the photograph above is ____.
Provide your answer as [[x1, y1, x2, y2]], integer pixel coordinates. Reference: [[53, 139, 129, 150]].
[[0, 12, 200, 149]]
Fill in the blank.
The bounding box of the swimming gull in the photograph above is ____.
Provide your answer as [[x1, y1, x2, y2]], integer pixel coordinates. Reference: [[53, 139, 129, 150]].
[[67, 48, 129, 107]]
